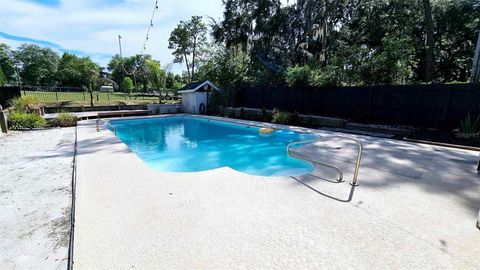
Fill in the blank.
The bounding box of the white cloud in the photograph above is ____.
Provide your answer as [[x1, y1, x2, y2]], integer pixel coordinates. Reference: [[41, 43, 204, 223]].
[[0, 0, 224, 74]]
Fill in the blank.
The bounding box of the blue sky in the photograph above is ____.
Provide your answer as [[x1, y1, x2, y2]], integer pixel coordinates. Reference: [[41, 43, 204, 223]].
[[0, 0, 225, 74]]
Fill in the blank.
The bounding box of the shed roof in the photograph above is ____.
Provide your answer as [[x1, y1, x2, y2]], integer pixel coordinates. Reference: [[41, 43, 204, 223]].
[[178, 80, 220, 93]]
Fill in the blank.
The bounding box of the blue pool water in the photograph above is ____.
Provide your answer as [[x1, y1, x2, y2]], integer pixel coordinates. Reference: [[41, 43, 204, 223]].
[[107, 116, 316, 176]]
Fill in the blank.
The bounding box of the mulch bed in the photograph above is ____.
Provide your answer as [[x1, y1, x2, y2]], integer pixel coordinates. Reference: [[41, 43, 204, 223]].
[[406, 129, 480, 149]]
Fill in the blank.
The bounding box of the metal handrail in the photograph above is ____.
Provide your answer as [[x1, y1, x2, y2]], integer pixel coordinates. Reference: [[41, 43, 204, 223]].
[[287, 136, 363, 186]]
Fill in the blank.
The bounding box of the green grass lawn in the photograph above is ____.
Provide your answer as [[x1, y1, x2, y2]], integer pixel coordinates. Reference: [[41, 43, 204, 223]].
[[22, 91, 178, 106]]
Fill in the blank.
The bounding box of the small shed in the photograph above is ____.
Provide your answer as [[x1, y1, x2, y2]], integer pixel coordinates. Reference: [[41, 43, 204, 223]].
[[178, 80, 220, 114]]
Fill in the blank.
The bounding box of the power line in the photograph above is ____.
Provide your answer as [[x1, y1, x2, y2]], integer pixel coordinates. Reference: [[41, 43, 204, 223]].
[[117, 0, 159, 92], [140, 0, 159, 55]]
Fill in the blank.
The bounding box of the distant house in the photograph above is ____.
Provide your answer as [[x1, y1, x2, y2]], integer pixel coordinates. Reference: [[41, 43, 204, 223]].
[[100, 85, 114, 92], [178, 80, 220, 114]]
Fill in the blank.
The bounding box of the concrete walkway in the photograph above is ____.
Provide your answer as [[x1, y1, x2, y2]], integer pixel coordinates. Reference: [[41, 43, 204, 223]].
[[0, 128, 75, 270], [74, 116, 480, 269]]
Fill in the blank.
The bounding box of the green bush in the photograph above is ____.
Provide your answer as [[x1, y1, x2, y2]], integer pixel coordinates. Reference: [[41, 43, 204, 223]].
[[120, 77, 134, 93], [227, 109, 236, 118], [243, 110, 258, 120], [272, 109, 290, 124], [286, 64, 340, 87], [8, 111, 46, 130], [9, 96, 43, 112], [51, 112, 77, 127], [455, 114, 480, 138], [285, 65, 311, 87], [261, 108, 272, 122], [289, 111, 300, 125]]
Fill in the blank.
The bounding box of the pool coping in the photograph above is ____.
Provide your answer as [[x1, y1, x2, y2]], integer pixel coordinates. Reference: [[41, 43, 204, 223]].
[[96, 114, 360, 179], [99, 113, 342, 138]]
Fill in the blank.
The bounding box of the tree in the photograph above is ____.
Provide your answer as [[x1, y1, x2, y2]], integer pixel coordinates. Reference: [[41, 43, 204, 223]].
[[423, 0, 435, 82], [120, 77, 134, 94], [185, 16, 207, 81], [147, 60, 166, 89], [209, 0, 480, 86], [118, 54, 154, 93], [168, 25, 191, 79], [77, 57, 100, 106], [146, 59, 166, 102], [196, 46, 249, 108], [168, 16, 207, 81], [107, 54, 124, 89], [0, 43, 16, 86], [14, 44, 59, 86], [432, 0, 480, 82], [56, 52, 82, 86]]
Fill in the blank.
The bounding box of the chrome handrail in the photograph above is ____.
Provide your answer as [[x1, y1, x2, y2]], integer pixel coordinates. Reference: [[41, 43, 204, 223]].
[[287, 136, 363, 186]]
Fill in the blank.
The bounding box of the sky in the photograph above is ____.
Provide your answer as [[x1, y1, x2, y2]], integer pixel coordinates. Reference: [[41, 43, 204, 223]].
[[0, 0, 226, 74]]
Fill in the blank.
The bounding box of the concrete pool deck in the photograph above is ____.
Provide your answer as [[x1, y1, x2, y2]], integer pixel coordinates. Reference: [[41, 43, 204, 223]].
[[74, 115, 480, 269], [0, 128, 75, 270]]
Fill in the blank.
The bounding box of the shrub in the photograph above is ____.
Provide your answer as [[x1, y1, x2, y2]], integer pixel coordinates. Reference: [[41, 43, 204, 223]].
[[289, 111, 300, 125], [239, 107, 245, 119], [8, 111, 46, 130], [286, 64, 340, 88], [308, 66, 340, 87], [272, 109, 290, 124], [51, 112, 77, 127], [455, 114, 480, 138], [120, 77, 134, 93], [244, 110, 258, 120], [261, 108, 272, 122], [285, 65, 311, 87], [227, 110, 235, 118], [9, 96, 43, 112]]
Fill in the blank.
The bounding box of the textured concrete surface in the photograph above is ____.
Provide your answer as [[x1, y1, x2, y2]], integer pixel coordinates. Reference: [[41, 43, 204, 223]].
[[0, 128, 75, 270], [74, 116, 480, 269]]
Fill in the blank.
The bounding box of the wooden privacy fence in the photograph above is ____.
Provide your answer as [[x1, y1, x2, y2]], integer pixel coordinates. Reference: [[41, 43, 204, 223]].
[[235, 83, 480, 129], [0, 86, 21, 108]]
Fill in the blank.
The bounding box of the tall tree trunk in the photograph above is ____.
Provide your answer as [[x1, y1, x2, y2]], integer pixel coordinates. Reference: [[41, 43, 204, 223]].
[[183, 54, 191, 81], [88, 83, 95, 107], [423, 0, 434, 82], [192, 36, 197, 82]]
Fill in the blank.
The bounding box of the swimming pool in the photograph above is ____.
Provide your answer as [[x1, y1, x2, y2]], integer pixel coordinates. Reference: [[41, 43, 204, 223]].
[[107, 116, 317, 176]]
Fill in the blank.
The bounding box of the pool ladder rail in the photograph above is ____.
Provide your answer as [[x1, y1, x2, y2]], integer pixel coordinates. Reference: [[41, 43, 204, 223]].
[[287, 136, 363, 186]]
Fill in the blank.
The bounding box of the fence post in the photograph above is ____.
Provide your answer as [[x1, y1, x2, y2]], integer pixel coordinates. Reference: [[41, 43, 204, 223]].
[[83, 91, 86, 101], [0, 105, 7, 134], [55, 90, 59, 101]]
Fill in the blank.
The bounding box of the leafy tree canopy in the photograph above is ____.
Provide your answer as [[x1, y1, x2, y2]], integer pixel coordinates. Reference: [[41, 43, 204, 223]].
[[14, 44, 59, 86]]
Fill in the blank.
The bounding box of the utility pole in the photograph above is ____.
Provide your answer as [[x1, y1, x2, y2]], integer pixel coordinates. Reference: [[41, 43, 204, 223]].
[[471, 32, 480, 83], [118, 35, 125, 78]]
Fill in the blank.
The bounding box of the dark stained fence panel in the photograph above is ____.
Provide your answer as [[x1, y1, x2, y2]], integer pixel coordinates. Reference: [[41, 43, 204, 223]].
[[0, 86, 21, 108], [235, 83, 480, 129]]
